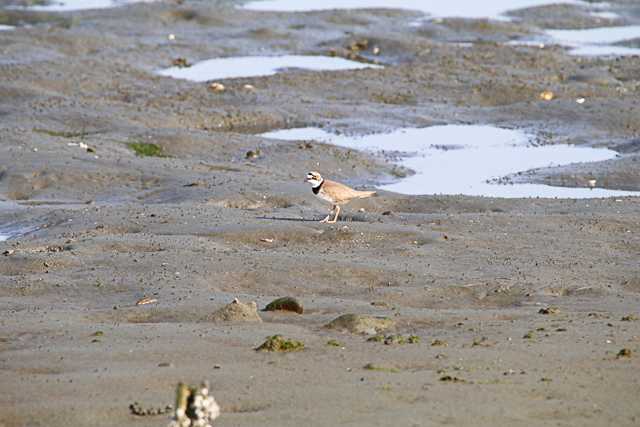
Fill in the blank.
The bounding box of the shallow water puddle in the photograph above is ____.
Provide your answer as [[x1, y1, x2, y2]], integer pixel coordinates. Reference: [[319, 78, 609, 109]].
[[547, 25, 640, 56], [0, 224, 39, 241], [262, 125, 638, 198], [242, 0, 586, 20], [513, 25, 640, 56], [19, 0, 157, 12], [0, 25, 15, 31], [157, 55, 381, 82]]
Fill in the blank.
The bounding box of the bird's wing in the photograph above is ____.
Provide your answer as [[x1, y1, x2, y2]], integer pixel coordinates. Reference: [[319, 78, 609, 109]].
[[323, 179, 369, 203]]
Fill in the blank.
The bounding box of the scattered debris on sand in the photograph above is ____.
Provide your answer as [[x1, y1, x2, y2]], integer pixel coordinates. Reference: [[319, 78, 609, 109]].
[[129, 401, 172, 417], [367, 334, 420, 345]]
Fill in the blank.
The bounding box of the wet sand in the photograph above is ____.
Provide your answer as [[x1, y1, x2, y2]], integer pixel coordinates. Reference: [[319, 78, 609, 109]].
[[1, 1, 639, 426]]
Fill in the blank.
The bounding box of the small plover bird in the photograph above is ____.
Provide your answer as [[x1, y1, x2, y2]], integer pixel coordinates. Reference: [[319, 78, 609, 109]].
[[305, 171, 376, 223]]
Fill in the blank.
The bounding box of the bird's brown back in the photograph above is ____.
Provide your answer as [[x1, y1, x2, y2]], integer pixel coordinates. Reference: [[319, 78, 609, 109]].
[[322, 179, 376, 204]]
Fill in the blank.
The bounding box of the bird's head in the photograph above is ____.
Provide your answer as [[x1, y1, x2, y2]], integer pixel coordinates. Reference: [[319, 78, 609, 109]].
[[305, 171, 323, 187]]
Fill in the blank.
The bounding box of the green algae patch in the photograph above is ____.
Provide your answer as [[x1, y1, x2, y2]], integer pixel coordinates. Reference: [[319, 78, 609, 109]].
[[256, 335, 304, 352], [128, 142, 166, 157]]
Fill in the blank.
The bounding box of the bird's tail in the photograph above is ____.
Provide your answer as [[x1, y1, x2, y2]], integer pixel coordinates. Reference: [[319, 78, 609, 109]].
[[357, 190, 376, 199]]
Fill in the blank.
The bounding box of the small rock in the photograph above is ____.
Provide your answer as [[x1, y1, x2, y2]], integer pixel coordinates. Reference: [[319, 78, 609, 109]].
[[326, 339, 344, 347], [385, 335, 405, 345], [245, 149, 261, 159], [621, 314, 637, 322], [440, 375, 465, 383], [171, 57, 191, 68], [206, 299, 262, 322], [617, 348, 632, 358], [370, 301, 390, 308], [209, 82, 225, 92], [539, 90, 554, 101], [472, 336, 493, 347], [431, 339, 448, 347], [538, 307, 559, 315], [263, 297, 303, 314], [324, 314, 395, 335]]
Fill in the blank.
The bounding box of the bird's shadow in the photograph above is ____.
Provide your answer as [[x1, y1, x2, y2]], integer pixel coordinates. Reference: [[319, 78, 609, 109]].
[[256, 214, 370, 223], [256, 216, 318, 222]]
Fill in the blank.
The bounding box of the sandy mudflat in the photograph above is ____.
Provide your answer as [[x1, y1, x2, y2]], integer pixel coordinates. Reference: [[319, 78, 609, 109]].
[[0, 1, 639, 426]]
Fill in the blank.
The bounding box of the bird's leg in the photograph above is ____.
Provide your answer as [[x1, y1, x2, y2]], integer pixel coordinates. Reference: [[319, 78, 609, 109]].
[[320, 205, 335, 223], [327, 205, 340, 223]]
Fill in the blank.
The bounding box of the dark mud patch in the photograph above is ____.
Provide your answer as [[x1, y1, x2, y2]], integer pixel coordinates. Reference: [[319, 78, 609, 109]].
[[0, 9, 72, 28], [0, 255, 77, 275], [160, 8, 226, 26], [434, 18, 531, 43], [507, 4, 609, 29]]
